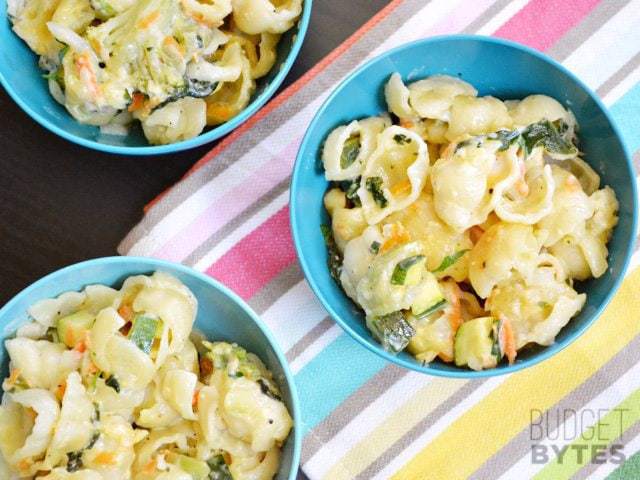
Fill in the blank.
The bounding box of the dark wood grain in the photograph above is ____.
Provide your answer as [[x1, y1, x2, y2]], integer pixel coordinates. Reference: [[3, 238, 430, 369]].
[[0, 0, 390, 305]]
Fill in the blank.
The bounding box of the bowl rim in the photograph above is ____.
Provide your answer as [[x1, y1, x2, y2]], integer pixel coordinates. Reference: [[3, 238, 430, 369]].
[[0, 0, 312, 156], [0, 256, 302, 479], [290, 33, 639, 379]]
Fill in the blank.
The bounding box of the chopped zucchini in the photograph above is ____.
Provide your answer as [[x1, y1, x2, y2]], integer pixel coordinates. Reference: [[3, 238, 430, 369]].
[[129, 314, 159, 354], [391, 255, 426, 286], [454, 317, 498, 371], [367, 311, 415, 353], [167, 453, 210, 480], [207, 455, 232, 480], [57, 310, 95, 348], [341, 135, 361, 169], [411, 272, 446, 318], [205, 342, 263, 380]]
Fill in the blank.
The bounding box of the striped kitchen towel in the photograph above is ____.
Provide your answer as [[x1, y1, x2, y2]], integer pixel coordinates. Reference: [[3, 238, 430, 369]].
[[119, 0, 640, 478]]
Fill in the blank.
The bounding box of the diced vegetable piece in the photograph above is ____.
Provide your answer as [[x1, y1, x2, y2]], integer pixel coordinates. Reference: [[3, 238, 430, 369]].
[[367, 311, 416, 353], [340, 135, 361, 169], [411, 272, 446, 318], [432, 249, 469, 273], [129, 314, 159, 354], [168, 453, 210, 480], [207, 455, 232, 480], [57, 310, 95, 348], [205, 342, 263, 381], [454, 317, 498, 371], [391, 255, 426, 286]]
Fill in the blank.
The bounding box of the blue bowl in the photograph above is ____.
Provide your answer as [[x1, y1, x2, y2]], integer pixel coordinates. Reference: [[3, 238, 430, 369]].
[[290, 35, 638, 378], [0, 2, 312, 155], [0, 256, 301, 479]]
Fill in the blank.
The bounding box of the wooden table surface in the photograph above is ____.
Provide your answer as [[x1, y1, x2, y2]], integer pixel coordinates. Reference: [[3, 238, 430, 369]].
[[0, 0, 390, 308]]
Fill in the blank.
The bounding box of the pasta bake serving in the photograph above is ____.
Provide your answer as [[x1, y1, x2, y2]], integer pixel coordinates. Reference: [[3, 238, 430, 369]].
[[0, 272, 293, 479], [320, 73, 619, 371], [6, 0, 302, 144]]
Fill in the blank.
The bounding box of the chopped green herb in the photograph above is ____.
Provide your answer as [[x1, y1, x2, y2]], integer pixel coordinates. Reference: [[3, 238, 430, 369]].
[[521, 120, 578, 157], [414, 298, 447, 320], [104, 375, 120, 393], [368, 311, 415, 353], [340, 135, 361, 169], [370, 241, 381, 254], [432, 250, 470, 273], [320, 224, 343, 283], [391, 255, 425, 285], [207, 455, 232, 480], [393, 133, 412, 145], [365, 176, 388, 208]]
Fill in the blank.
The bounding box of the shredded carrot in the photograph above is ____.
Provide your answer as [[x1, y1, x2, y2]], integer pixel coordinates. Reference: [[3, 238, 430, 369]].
[[390, 180, 412, 197], [163, 36, 185, 56], [17, 459, 32, 472], [137, 10, 160, 29], [75, 53, 99, 98], [142, 458, 157, 475], [399, 118, 414, 129], [127, 94, 145, 113], [74, 339, 87, 353], [499, 316, 517, 365], [438, 352, 454, 363], [94, 452, 117, 465], [468, 225, 484, 244], [192, 389, 200, 408], [7, 368, 21, 387], [379, 223, 411, 254], [206, 103, 236, 124]]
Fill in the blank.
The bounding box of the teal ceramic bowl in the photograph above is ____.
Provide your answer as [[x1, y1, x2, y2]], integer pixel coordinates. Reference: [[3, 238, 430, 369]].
[[0, 2, 312, 155], [290, 35, 638, 378], [0, 256, 301, 479]]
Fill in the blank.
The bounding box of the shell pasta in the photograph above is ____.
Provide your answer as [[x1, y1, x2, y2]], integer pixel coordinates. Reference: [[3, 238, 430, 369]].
[[0, 272, 293, 479], [6, 0, 303, 144], [320, 73, 619, 371]]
